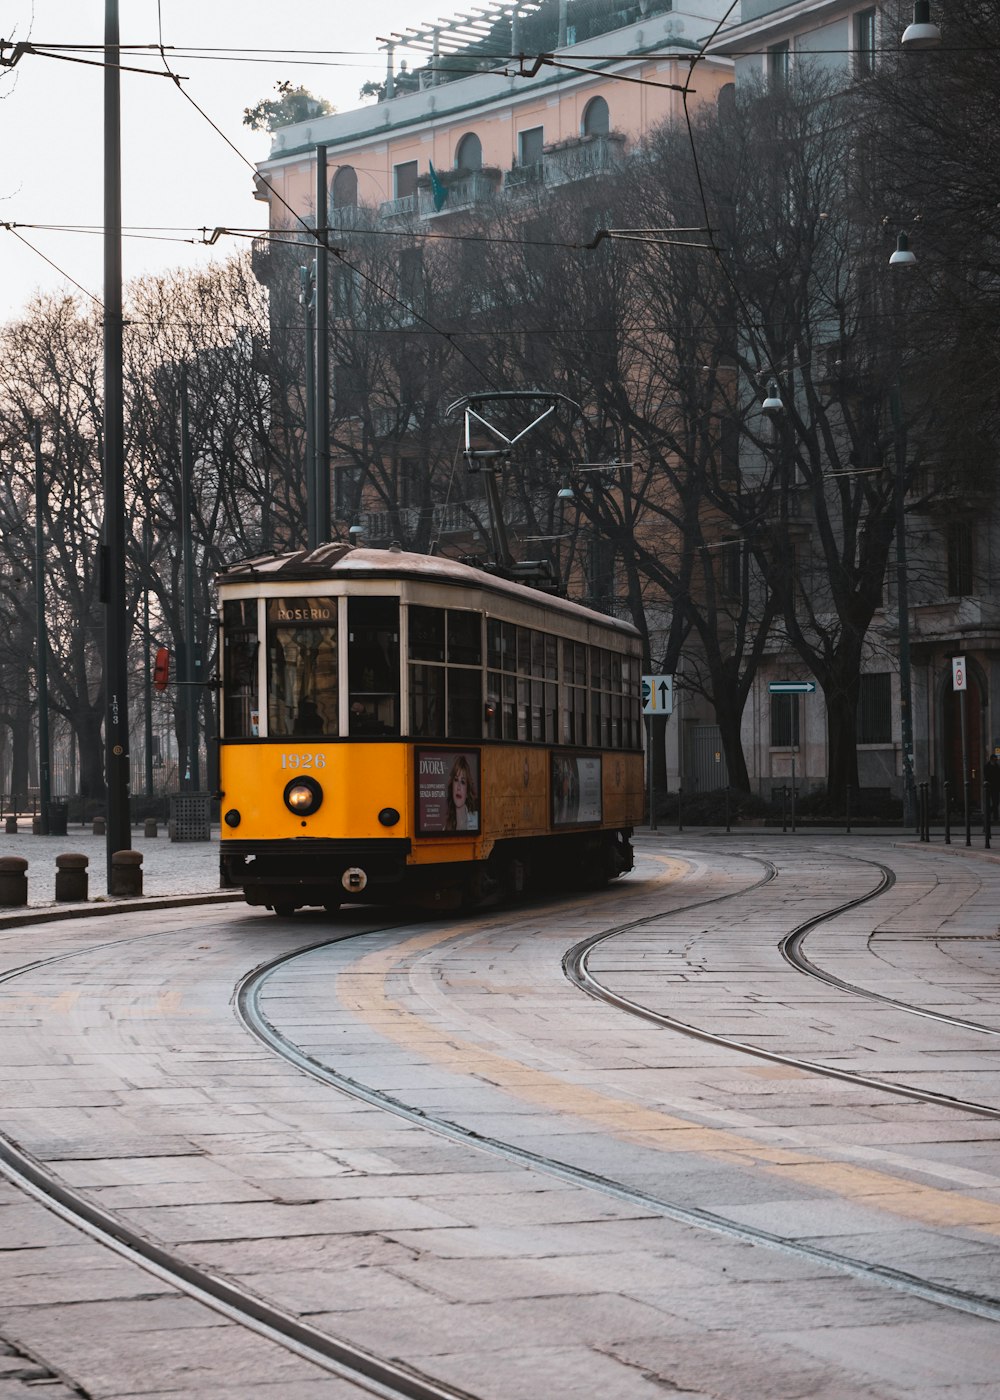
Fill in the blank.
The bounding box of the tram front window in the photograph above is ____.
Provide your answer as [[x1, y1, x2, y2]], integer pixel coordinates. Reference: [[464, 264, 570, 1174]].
[[222, 599, 259, 737], [267, 597, 338, 737], [348, 597, 400, 736]]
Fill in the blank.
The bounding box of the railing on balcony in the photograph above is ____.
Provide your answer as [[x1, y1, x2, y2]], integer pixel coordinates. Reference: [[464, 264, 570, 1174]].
[[328, 204, 371, 231], [503, 161, 544, 191], [377, 193, 418, 220], [418, 172, 498, 218], [543, 134, 626, 186], [358, 499, 493, 542]]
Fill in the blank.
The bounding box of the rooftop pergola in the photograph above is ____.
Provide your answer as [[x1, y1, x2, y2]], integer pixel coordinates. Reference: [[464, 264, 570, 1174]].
[[377, 4, 545, 59]]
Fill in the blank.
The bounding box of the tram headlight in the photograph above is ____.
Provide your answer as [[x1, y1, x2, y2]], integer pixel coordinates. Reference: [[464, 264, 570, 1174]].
[[283, 776, 323, 816]]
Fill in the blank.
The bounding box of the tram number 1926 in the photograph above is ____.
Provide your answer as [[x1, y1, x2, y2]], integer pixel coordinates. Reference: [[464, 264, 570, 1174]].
[[280, 753, 327, 770]]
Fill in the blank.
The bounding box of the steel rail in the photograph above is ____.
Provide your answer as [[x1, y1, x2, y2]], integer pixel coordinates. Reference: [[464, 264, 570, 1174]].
[[780, 866, 1000, 1035], [237, 856, 1000, 1326], [568, 858, 1000, 1120], [0, 920, 479, 1400]]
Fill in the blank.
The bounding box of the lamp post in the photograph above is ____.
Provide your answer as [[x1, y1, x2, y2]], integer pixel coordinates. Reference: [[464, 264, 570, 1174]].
[[888, 235, 917, 829], [32, 421, 51, 834], [102, 0, 132, 882]]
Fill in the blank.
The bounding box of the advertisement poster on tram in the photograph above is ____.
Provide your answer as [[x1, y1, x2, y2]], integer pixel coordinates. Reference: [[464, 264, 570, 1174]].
[[551, 754, 602, 825], [416, 748, 481, 835]]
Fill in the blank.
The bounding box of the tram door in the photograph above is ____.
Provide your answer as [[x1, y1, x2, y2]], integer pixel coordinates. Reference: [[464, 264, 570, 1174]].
[[943, 671, 983, 809]]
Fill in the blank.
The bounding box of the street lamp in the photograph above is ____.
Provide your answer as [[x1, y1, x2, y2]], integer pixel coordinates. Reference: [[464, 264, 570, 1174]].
[[761, 381, 783, 416], [888, 233, 917, 828], [902, 0, 941, 48]]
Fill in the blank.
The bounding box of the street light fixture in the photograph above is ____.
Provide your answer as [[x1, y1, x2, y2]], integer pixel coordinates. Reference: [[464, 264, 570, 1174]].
[[902, 0, 941, 48], [889, 232, 917, 267], [761, 381, 783, 416]]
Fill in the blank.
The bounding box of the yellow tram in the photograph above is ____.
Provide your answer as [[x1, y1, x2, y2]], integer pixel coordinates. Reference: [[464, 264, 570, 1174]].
[[217, 544, 645, 913]]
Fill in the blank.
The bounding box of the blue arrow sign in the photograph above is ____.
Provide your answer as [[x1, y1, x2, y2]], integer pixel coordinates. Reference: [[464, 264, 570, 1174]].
[[768, 681, 816, 694]]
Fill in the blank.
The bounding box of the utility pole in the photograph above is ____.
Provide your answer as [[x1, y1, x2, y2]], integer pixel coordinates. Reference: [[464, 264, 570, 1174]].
[[300, 263, 317, 548], [179, 365, 200, 791], [142, 518, 154, 797], [315, 144, 331, 545], [103, 0, 132, 883], [32, 421, 51, 834]]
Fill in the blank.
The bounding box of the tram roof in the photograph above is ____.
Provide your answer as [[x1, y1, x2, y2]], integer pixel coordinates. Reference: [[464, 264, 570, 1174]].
[[217, 543, 640, 637]]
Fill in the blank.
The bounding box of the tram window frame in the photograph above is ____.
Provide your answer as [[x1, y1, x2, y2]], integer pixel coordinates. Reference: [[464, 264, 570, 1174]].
[[347, 596, 400, 737], [408, 604, 484, 741], [266, 596, 339, 738], [222, 599, 260, 738]]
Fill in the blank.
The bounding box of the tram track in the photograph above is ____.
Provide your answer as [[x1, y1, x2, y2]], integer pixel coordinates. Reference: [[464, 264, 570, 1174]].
[[3, 843, 1000, 1389], [0, 918, 481, 1400], [237, 850, 1000, 1327], [570, 853, 1000, 1120]]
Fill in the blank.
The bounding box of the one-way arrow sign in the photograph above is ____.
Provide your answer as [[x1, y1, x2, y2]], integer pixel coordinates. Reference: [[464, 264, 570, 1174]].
[[768, 681, 816, 694], [642, 674, 674, 715]]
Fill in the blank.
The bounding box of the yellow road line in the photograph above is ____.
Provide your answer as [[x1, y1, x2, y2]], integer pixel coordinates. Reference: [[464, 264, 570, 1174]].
[[337, 860, 1000, 1237]]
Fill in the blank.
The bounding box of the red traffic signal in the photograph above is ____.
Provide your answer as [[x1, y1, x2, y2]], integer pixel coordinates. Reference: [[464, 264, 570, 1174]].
[[153, 646, 170, 692]]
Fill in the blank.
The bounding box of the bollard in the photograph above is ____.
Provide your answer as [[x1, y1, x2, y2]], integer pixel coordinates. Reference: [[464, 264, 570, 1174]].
[[144, 817, 158, 838], [944, 780, 951, 845], [0, 856, 28, 907], [55, 853, 89, 902], [92, 816, 106, 836], [32, 816, 42, 836], [110, 849, 143, 897], [845, 785, 852, 835], [5, 817, 17, 835]]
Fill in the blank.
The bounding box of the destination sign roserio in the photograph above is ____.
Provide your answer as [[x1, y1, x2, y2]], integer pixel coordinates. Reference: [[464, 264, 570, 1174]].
[[642, 674, 673, 715]]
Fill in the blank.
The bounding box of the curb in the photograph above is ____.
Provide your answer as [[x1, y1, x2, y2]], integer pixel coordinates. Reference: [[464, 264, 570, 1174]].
[[0, 890, 243, 932]]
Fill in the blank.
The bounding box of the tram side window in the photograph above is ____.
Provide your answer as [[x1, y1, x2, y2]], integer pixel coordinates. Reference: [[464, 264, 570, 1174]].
[[561, 639, 588, 745], [222, 599, 259, 737], [348, 597, 400, 736], [267, 597, 338, 737], [409, 605, 483, 739]]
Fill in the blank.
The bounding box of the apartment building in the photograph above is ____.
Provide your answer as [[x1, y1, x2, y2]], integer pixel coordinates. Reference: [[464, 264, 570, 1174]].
[[703, 0, 1000, 811]]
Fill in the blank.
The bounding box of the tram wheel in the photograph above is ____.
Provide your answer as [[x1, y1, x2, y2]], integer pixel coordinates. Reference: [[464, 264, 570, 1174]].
[[273, 903, 296, 918]]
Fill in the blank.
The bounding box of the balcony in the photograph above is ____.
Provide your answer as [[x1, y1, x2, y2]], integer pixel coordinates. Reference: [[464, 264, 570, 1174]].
[[543, 133, 627, 186], [417, 171, 499, 218], [503, 161, 544, 192], [377, 193, 418, 221], [358, 499, 493, 542]]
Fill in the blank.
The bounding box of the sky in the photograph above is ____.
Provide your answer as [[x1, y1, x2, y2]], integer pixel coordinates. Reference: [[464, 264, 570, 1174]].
[[0, 1, 420, 322]]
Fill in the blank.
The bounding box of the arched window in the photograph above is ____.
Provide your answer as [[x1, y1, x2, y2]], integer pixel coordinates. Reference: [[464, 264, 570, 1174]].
[[582, 96, 610, 137], [455, 132, 483, 172], [331, 165, 358, 210]]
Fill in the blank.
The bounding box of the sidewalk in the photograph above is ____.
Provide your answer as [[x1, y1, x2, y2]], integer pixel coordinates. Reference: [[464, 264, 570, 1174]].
[[0, 823, 222, 906]]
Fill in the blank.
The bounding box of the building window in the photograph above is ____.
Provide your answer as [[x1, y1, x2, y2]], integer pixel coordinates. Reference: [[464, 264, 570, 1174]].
[[767, 41, 790, 89], [331, 165, 358, 210], [947, 520, 974, 596], [855, 8, 877, 77], [334, 461, 363, 517], [582, 96, 610, 137], [518, 126, 544, 166], [455, 132, 483, 171], [393, 160, 418, 199], [720, 540, 742, 599], [770, 693, 799, 747], [857, 673, 891, 744], [398, 246, 425, 308]]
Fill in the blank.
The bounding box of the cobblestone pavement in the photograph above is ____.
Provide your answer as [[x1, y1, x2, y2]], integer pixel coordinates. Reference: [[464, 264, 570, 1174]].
[[0, 825, 222, 907]]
